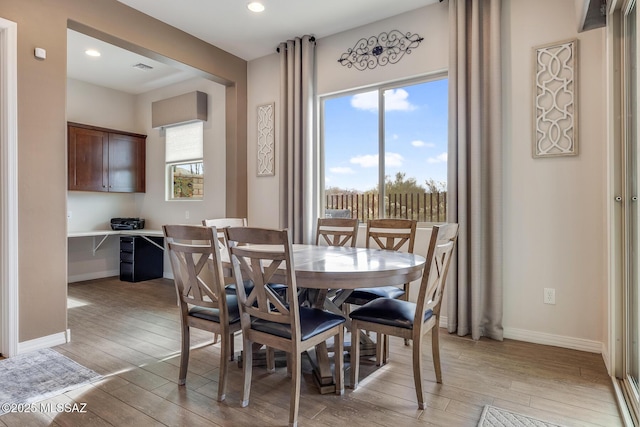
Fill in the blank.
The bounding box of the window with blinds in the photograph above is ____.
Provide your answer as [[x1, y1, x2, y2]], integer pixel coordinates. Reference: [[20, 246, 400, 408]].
[[165, 121, 204, 200]]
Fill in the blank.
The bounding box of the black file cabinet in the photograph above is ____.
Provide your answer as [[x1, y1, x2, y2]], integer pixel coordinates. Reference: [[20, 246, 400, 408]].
[[120, 236, 164, 282]]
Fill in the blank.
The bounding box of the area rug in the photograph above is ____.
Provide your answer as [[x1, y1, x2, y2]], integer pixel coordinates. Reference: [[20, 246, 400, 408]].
[[478, 405, 564, 427], [0, 348, 101, 415]]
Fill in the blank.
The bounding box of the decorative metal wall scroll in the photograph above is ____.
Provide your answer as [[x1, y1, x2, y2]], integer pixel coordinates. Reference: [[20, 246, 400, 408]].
[[338, 30, 423, 71], [533, 39, 578, 158], [257, 103, 275, 176]]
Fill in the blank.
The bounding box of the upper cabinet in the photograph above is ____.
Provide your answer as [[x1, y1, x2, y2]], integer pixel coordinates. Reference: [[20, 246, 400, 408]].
[[68, 122, 146, 193]]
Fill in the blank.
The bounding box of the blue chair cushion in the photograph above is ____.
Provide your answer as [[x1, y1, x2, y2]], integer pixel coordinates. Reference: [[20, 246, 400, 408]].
[[343, 286, 405, 305], [189, 294, 241, 324], [349, 298, 433, 330], [251, 307, 345, 341]]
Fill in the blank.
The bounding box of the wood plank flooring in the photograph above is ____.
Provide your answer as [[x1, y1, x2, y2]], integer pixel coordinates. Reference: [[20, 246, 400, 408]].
[[0, 277, 624, 426]]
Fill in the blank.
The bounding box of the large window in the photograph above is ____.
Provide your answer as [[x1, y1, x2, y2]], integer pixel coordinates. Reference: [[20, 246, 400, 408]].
[[321, 75, 448, 223], [165, 121, 204, 200]]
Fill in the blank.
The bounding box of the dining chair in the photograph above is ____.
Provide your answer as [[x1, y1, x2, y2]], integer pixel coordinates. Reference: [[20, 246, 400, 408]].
[[349, 223, 458, 409], [162, 224, 241, 402], [340, 218, 417, 360], [315, 217, 359, 247], [345, 218, 417, 305], [225, 226, 345, 427], [202, 217, 248, 229]]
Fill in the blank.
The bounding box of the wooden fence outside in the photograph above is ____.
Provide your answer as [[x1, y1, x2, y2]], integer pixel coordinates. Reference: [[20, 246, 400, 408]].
[[325, 192, 447, 223]]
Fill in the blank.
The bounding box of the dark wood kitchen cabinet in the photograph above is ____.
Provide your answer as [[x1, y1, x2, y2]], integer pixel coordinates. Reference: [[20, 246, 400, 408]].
[[68, 122, 146, 192]]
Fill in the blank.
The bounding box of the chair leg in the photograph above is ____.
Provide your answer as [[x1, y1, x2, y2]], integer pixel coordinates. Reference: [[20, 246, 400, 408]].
[[431, 326, 442, 384], [412, 333, 425, 410], [213, 333, 219, 344], [241, 336, 253, 408], [266, 346, 276, 372], [402, 285, 410, 346], [350, 322, 361, 389], [178, 324, 190, 386], [229, 332, 235, 361], [383, 334, 390, 364], [335, 327, 344, 395], [289, 351, 302, 427], [375, 332, 384, 366], [286, 352, 293, 377], [217, 331, 228, 402]]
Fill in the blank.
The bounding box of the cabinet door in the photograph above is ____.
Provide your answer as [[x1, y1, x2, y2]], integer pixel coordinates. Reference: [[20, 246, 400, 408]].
[[108, 133, 146, 192], [68, 126, 108, 191]]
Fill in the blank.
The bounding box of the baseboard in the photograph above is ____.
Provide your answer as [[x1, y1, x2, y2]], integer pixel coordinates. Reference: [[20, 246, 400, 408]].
[[18, 329, 70, 354], [68, 269, 119, 283], [439, 316, 602, 353], [503, 327, 602, 353]]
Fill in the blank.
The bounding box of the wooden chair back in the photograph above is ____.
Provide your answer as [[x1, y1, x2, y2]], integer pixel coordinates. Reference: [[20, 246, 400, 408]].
[[202, 217, 248, 252], [414, 223, 458, 328], [315, 217, 359, 247], [366, 218, 417, 253], [225, 227, 301, 341], [163, 225, 230, 317], [202, 217, 248, 228]]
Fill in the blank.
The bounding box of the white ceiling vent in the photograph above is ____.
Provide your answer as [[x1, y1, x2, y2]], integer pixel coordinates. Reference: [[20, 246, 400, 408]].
[[132, 63, 153, 71]]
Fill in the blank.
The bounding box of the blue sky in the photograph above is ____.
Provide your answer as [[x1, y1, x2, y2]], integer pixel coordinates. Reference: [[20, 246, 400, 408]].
[[324, 78, 448, 192]]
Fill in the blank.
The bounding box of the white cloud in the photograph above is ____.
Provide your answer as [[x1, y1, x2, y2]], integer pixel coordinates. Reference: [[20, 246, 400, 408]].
[[329, 166, 355, 174], [427, 152, 448, 164], [351, 89, 416, 112], [385, 89, 416, 111], [350, 152, 404, 168], [350, 154, 378, 168], [350, 91, 378, 112], [385, 152, 403, 166], [411, 140, 436, 148]]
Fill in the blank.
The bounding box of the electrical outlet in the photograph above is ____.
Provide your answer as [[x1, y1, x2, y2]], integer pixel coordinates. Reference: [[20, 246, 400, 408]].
[[185, 210, 190, 220], [544, 288, 556, 305]]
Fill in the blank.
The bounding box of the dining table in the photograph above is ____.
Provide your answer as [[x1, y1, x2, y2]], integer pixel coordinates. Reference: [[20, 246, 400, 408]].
[[255, 243, 426, 394]]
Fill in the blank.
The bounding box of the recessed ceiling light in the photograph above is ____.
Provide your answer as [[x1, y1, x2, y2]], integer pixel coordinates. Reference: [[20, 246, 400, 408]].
[[247, 2, 265, 12], [85, 49, 101, 57]]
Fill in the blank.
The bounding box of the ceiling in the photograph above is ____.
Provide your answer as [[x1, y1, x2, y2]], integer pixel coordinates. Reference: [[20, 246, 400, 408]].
[[67, 0, 438, 94]]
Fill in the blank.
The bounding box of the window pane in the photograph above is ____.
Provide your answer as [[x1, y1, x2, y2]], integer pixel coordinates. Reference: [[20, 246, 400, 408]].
[[324, 90, 380, 220], [322, 77, 448, 222], [383, 79, 448, 222], [166, 121, 203, 163], [170, 161, 203, 200]]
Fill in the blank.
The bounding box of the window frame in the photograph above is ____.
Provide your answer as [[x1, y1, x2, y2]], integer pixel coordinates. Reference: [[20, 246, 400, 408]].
[[319, 71, 448, 226], [164, 121, 205, 201]]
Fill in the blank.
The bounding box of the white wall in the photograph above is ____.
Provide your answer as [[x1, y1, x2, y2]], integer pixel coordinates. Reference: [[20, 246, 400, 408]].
[[67, 76, 227, 281], [502, 0, 606, 351], [247, 0, 608, 351]]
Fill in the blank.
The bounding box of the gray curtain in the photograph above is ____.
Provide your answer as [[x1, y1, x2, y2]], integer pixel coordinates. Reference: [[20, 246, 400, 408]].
[[278, 35, 317, 244], [447, 0, 503, 341]]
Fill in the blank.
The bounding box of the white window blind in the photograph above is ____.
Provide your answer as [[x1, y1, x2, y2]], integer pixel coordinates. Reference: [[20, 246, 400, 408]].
[[165, 121, 203, 163]]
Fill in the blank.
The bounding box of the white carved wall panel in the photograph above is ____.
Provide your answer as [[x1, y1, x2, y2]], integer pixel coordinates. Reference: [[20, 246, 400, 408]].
[[257, 103, 275, 176], [533, 39, 577, 158]]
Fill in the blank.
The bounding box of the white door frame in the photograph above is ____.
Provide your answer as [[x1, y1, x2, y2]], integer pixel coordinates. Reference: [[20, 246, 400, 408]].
[[0, 16, 19, 358]]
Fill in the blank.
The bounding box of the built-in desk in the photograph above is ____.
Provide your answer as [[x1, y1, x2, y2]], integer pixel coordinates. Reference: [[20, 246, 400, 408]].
[[68, 229, 165, 282], [67, 229, 164, 254]]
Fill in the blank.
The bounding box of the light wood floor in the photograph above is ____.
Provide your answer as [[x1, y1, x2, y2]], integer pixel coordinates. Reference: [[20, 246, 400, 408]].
[[0, 277, 624, 426]]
